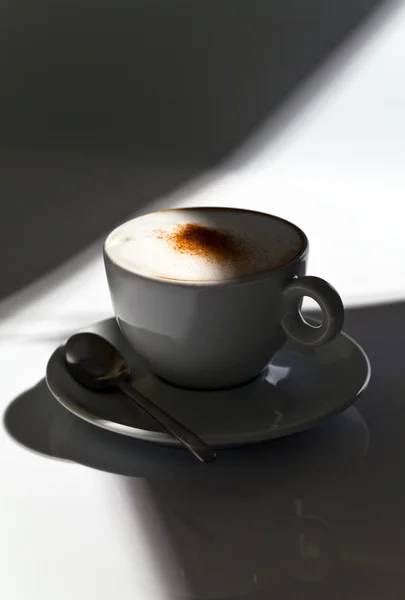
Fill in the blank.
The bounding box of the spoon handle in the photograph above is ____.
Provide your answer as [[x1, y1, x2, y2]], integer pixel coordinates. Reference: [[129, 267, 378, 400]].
[[116, 381, 216, 463]]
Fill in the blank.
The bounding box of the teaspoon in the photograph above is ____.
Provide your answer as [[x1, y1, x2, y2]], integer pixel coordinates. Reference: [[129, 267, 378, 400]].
[[64, 332, 216, 463]]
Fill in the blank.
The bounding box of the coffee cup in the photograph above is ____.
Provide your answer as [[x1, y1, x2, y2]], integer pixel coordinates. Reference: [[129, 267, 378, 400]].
[[104, 207, 344, 390]]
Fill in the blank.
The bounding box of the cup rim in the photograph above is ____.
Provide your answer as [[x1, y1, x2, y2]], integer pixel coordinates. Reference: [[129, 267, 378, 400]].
[[103, 207, 309, 287]]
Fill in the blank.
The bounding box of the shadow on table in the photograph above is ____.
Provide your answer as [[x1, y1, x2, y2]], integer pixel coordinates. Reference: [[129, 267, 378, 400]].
[[0, 0, 398, 300], [4, 298, 405, 598]]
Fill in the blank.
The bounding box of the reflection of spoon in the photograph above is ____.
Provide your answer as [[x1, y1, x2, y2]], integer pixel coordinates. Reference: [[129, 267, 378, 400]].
[[64, 332, 216, 463]]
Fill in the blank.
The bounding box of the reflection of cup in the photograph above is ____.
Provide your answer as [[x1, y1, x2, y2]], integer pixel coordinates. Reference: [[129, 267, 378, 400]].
[[277, 500, 340, 585], [139, 488, 340, 598], [104, 207, 344, 390]]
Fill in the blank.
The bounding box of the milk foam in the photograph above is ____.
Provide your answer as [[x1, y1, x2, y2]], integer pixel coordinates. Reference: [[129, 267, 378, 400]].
[[104, 209, 304, 282]]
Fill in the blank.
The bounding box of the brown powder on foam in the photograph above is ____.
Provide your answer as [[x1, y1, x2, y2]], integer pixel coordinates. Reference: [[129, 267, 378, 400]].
[[154, 222, 250, 263]]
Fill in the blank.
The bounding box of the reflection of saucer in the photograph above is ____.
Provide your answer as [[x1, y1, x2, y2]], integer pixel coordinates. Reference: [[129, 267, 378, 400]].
[[46, 318, 370, 449]]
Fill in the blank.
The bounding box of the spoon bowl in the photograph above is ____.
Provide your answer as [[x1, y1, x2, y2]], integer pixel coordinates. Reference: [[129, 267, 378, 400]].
[[65, 332, 129, 391]]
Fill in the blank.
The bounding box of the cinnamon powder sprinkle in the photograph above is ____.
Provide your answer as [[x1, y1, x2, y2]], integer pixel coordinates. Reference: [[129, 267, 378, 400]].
[[155, 222, 248, 263]]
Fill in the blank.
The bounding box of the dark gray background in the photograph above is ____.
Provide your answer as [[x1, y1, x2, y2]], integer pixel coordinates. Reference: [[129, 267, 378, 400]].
[[0, 0, 395, 299]]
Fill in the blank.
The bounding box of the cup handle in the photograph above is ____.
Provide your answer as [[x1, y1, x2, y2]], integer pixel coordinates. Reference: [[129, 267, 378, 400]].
[[282, 276, 344, 346]]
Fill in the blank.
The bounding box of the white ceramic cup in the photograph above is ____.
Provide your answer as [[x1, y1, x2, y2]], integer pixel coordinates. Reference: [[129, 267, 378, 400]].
[[104, 207, 344, 390]]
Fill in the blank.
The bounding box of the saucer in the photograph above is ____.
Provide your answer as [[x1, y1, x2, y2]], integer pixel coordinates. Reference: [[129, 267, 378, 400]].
[[46, 318, 370, 449]]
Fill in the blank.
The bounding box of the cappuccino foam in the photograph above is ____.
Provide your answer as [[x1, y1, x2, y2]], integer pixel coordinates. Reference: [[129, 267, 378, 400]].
[[104, 208, 304, 282]]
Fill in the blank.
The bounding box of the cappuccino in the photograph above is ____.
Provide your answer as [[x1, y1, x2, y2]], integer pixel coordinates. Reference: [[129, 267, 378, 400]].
[[104, 208, 305, 282]]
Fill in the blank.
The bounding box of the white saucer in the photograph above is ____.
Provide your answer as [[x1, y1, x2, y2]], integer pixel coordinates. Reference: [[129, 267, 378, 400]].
[[46, 318, 370, 449]]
